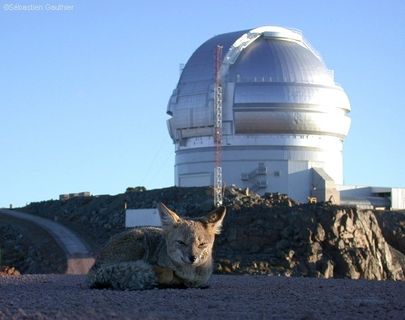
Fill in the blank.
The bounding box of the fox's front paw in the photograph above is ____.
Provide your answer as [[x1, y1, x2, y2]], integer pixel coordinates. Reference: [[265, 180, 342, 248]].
[[153, 266, 175, 285]]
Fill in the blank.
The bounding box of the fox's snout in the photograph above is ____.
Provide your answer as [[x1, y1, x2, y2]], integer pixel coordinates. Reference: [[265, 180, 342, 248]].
[[181, 252, 198, 265]]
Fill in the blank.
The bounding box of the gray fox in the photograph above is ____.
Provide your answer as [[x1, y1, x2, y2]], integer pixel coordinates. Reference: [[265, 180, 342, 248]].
[[87, 203, 226, 290]]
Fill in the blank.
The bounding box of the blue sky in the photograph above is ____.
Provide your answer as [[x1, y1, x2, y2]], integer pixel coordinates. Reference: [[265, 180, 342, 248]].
[[1, 0, 404, 207]]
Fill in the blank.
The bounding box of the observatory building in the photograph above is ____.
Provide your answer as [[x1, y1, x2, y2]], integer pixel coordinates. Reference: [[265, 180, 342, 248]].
[[166, 25, 404, 208], [167, 26, 349, 203]]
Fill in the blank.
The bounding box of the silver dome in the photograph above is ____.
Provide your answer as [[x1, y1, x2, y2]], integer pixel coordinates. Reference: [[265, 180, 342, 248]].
[[168, 26, 350, 139]]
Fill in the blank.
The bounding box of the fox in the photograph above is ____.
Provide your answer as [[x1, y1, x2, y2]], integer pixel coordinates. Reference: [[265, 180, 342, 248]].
[[87, 203, 226, 290]]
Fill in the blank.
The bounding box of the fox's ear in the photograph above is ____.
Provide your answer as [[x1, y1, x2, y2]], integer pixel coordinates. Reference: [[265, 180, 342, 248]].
[[158, 203, 182, 228], [205, 206, 226, 235]]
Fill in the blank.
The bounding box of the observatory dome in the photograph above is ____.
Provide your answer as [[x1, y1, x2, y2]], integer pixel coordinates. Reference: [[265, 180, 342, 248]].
[[167, 26, 351, 202]]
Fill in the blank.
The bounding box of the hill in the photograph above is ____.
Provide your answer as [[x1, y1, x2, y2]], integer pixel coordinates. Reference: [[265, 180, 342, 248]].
[[19, 186, 405, 280]]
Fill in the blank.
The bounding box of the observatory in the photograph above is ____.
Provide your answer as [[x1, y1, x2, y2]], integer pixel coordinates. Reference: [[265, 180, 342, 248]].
[[167, 26, 405, 209], [167, 26, 350, 203]]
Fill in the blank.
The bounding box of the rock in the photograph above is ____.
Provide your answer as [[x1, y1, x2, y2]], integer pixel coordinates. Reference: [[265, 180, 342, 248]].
[[389, 246, 405, 276], [215, 204, 404, 280], [125, 186, 147, 193], [375, 210, 405, 255], [0, 266, 21, 276], [0, 222, 66, 274]]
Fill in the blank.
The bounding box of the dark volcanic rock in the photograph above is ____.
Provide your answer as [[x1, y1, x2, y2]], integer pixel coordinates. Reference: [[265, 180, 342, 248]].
[[0, 224, 34, 273], [375, 210, 405, 255], [20, 186, 404, 280], [214, 204, 404, 280], [0, 219, 66, 274]]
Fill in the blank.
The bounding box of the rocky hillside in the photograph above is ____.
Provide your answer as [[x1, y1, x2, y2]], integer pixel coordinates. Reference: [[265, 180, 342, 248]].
[[214, 203, 403, 280], [0, 215, 66, 274], [21, 187, 217, 250], [20, 186, 405, 280]]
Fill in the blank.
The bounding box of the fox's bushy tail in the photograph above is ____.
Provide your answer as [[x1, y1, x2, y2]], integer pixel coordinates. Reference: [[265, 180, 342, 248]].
[[87, 261, 156, 290]]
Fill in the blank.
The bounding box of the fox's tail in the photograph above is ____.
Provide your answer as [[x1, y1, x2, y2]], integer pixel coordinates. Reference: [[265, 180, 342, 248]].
[[87, 261, 156, 290]]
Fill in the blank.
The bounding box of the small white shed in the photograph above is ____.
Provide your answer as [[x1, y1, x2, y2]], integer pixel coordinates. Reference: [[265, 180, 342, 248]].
[[125, 208, 162, 228]]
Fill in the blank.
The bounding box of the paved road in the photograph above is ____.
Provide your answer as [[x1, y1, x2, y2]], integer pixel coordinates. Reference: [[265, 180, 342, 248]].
[[0, 209, 94, 274]]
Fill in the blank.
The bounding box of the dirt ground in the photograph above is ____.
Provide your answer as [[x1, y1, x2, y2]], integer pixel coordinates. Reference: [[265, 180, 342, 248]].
[[0, 274, 404, 320]]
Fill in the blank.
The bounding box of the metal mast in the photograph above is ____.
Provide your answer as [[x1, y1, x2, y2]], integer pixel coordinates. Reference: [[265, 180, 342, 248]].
[[214, 45, 223, 207]]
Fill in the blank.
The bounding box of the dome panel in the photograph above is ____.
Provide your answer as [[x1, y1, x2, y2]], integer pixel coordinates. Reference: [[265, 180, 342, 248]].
[[228, 38, 334, 85], [178, 30, 246, 85], [233, 83, 350, 111]]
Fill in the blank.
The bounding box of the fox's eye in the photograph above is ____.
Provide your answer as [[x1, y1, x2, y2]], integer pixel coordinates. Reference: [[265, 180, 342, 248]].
[[199, 243, 208, 248], [176, 240, 186, 246]]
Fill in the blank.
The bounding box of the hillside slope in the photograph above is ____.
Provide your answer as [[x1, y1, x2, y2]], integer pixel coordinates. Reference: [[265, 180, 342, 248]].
[[0, 215, 66, 274], [20, 186, 404, 280]]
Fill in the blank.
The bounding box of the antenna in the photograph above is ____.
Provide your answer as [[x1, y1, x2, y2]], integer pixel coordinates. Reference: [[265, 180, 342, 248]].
[[179, 63, 185, 76], [214, 45, 223, 207]]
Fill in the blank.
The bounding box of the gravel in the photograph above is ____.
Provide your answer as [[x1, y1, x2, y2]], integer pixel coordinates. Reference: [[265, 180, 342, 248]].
[[0, 275, 404, 319]]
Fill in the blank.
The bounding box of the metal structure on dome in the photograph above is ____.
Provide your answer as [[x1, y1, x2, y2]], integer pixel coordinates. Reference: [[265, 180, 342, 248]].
[[213, 45, 223, 207], [166, 25, 351, 203]]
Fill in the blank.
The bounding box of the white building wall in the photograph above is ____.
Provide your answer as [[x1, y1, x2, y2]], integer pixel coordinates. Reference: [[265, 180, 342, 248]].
[[125, 209, 161, 228], [287, 161, 311, 202], [392, 188, 405, 210]]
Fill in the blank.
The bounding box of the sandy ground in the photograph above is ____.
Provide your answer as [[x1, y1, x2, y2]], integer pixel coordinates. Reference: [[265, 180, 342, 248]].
[[0, 275, 404, 320]]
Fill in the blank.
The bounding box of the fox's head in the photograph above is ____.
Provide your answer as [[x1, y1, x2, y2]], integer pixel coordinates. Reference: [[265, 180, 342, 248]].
[[158, 203, 226, 267]]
